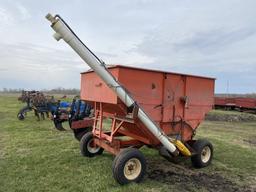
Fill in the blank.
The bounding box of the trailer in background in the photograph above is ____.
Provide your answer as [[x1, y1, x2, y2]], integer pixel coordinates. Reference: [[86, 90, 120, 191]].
[[215, 97, 256, 113]]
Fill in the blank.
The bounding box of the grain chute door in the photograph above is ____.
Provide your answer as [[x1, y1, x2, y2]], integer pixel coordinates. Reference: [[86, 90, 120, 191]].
[[163, 74, 185, 123]]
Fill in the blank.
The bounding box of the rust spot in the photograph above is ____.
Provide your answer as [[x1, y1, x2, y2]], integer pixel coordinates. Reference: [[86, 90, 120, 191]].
[[95, 82, 102, 87], [151, 83, 156, 89]]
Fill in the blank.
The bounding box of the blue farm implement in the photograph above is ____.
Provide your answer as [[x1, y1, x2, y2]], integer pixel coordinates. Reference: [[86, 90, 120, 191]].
[[51, 96, 93, 138]]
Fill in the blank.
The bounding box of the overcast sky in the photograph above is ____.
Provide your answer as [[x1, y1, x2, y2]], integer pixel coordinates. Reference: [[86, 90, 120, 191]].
[[0, 0, 255, 93]]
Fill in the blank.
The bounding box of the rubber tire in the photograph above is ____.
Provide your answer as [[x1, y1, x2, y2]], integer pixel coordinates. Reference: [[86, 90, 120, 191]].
[[112, 148, 146, 185], [17, 106, 31, 120], [80, 132, 104, 157], [159, 146, 183, 164], [191, 139, 213, 168], [73, 127, 92, 141], [17, 113, 25, 120], [74, 131, 86, 141]]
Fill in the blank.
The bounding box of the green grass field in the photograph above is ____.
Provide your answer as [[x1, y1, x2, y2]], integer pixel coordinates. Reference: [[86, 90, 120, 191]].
[[0, 95, 255, 192]]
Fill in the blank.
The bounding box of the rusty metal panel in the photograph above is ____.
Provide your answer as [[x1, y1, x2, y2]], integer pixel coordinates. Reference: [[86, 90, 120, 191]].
[[235, 98, 256, 108], [184, 76, 215, 129], [118, 67, 163, 122], [214, 97, 256, 109], [162, 74, 185, 123], [71, 118, 94, 129], [225, 98, 236, 106], [214, 97, 227, 106], [80, 68, 120, 103]]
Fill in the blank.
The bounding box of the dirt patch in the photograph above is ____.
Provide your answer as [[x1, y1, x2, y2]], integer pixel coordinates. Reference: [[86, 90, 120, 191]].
[[147, 159, 253, 192], [206, 111, 256, 122]]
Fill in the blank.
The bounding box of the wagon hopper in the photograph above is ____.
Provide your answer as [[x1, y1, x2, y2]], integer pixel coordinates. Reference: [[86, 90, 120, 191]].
[[46, 13, 215, 185], [81, 65, 214, 145]]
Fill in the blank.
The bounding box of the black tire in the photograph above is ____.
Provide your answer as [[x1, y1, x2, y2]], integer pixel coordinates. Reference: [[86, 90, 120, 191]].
[[17, 113, 25, 120], [73, 127, 92, 141], [17, 106, 31, 120], [191, 139, 213, 168], [80, 132, 104, 157], [158, 146, 182, 164], [112, 148, 146, 185]]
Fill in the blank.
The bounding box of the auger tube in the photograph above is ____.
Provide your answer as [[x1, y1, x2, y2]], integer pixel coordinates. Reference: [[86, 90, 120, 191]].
[[45, 13, 178, 155]]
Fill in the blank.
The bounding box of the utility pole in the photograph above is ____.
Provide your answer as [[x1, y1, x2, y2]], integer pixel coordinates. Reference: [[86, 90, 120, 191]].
[[226, 80, 229, 97]]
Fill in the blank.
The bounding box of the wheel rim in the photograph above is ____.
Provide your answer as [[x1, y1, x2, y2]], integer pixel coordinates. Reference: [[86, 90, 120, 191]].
[[18, 113, 24, 119], [123, 158, 142, 180], [201, 146, 211, 163], [87, 139, 100, 154]]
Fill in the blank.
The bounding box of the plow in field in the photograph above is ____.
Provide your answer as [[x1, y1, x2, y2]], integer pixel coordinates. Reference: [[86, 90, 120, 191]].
[[17, 91, 93, 134], [17, 90, 56, 121], [17, 90, 69, 131], [46, 13, 215, 185]]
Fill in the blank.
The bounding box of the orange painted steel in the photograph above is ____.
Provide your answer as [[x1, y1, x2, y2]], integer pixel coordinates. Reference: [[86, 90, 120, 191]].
[[71, 117, 94, 129], [81, 65, 215, 154]]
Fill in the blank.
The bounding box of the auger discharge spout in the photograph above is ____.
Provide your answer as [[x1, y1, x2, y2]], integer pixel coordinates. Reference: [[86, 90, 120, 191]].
[[45, 13, 178, 155]]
